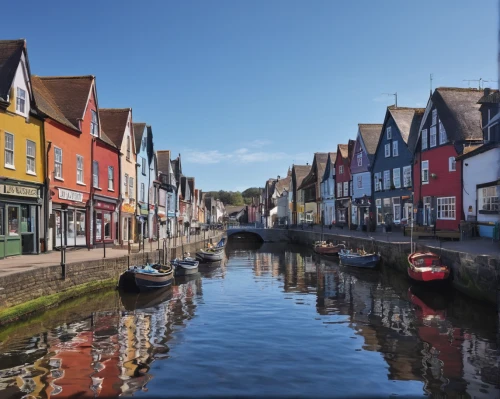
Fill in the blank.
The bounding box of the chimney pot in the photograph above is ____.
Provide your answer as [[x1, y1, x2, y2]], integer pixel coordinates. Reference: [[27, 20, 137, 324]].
[[484, 88, 491, 96]]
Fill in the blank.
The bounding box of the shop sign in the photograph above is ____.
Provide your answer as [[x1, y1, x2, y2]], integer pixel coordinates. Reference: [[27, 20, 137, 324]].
[[121, 203, 135, 214], [58, 188, 83, 202], [95, 201, 115, 211], [1, 184, 38, 198]]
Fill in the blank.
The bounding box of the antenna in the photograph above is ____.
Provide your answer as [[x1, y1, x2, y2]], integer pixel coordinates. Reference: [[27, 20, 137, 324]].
[[482, 79, 499, 88], [430, 73, 433, 95], [463, 78, 482, 89], [382, 92, 398, 107]]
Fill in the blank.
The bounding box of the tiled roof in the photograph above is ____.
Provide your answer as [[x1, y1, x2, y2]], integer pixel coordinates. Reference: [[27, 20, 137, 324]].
[[477, 89, 500, 104], [337, 144, 349, 159], [433, 87, 483, 141], [0, 39, 24, 101], [292, 165, 311, 188], [39, 76, 93, 128], [388, 106, 425, 144], [314, 153, 329, 181], [275, 176, 291, 194], [99, 108, 130, 148], [457, 142, 500, 160], [133, 122, 146, 153], [358, 124, 382, 163], [156, 150, 171, 176], [32, 75, 78, 131], [99, 130, 118, 148]]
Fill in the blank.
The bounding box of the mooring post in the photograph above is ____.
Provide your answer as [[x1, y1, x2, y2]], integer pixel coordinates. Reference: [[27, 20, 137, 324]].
[[60, 245, 66, 279], [103, 238, 106, 259]]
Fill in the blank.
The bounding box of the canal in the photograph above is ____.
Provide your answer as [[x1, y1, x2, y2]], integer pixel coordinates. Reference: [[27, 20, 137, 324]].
[[0, 239, 498, 398]]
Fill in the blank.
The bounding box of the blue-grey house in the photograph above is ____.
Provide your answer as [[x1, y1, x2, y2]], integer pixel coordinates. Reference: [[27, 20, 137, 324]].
[[371, 106, 423, 229], [320, 152, 336, 225]]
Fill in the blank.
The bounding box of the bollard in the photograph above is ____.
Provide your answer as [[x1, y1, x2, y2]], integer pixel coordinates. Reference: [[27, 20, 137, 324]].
[[103, 239, 106, 259], [60, 245, 66, 279]]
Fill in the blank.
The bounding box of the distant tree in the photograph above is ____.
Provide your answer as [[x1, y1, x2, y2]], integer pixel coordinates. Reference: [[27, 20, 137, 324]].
[[230, 192, 244, 206], [242, 187, 261, 198]]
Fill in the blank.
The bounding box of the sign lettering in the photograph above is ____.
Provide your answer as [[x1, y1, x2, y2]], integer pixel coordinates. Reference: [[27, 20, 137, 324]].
[[2, 185, 38, 198], [58, 188, 84, 203]]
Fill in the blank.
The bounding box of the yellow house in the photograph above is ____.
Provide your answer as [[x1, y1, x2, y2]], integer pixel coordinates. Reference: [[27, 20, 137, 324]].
[[0, 40, 45, 258]]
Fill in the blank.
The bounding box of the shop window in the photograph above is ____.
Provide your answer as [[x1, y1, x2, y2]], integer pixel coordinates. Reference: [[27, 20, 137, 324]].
[[96, 212, 102, 241], [26, 140, 36, 175], [20, 205, 31, 233], [104, 213, 112, 239], [376, 199, 383, 225], [5, 132, 14, 168], [393, 198, 401, 223], [0, 208, 3, 235], [76, 211, 86, 245], [8, 206, 19, 236]]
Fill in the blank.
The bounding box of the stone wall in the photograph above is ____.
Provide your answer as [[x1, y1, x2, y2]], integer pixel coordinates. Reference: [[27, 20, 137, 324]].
[[287, 229, 499, 305]]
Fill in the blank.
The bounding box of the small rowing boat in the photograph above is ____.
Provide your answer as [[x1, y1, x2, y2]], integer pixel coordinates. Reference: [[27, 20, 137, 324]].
[[196, 237, 226, 262], [119, 263, 174, 292], [338, 249, 380, 269], [313, 241, 345, 255], [407, 252, 450, 283], [171, 254, 200, 276]]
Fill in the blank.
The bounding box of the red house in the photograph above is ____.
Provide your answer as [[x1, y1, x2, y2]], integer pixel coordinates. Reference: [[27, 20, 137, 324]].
[[334, 140, 355, 225], [412, 88, 483, 231]]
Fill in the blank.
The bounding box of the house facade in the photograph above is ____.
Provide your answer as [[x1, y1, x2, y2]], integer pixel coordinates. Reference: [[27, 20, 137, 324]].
[[372, 107, 423, 229], [99, 108, 136, 243], [350, 124, 382, 229], [291, 165, 311, 224], [334, 141, 355, 226], [298, 153, 328, 224], [413, 88, 483, 231], [457, 88, 500, 238], [156, 150, 177, 239], [320, 152, 336, 225], [0, 40, 45, 257]]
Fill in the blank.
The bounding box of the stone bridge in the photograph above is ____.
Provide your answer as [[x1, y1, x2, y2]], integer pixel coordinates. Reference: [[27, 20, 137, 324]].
[[226, 227, 289, 242]]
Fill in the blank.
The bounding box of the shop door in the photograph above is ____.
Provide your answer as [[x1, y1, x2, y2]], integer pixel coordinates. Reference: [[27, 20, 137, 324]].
[[21, 205, 36, 254], [5, 205, 21, 256]]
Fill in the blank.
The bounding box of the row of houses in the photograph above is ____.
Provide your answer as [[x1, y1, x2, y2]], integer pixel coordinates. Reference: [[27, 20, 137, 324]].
[[256, 87, 500, 239], [0, 39, 225, 258]]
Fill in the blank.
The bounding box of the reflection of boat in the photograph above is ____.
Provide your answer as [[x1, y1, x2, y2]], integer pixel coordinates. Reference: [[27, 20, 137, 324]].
[[120, 286, 173, 311], [408, 287, 446, 321], [196, 238, 226, 262], [119, 264, 174, 292], [339, 249, 380, 268], [174, 272, 201, 283], [407, 252, 450, 283], [313, 241, 345, 255]]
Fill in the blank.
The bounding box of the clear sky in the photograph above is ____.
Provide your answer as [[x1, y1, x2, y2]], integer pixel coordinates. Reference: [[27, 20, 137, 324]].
[[4, 0, 497, 191]]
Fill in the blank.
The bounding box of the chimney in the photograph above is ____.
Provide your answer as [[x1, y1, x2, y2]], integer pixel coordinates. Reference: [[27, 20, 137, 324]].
[[484, 87, 491, 97], [277, 175, 280, 181]]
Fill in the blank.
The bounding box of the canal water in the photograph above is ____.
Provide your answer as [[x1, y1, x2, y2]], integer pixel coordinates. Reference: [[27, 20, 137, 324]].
[[0, 240, 498, 398]]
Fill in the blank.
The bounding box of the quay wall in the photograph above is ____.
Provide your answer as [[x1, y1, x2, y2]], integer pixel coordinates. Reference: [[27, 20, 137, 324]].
[[285, 229, 499, 305], [0, 232, 224, 325]]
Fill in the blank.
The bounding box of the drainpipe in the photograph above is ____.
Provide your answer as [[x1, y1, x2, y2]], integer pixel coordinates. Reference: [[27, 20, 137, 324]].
[[118, 153, 123, 245], [44, 139, 52, 253]]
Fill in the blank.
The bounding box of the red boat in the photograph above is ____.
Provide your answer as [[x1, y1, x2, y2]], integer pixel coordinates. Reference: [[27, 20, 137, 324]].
[[313, 242, 345, 255], [407, 252, 450, 282]]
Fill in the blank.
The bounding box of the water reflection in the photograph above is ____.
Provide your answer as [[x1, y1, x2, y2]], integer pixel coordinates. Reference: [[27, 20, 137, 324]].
[[0, 243, 497, 398]]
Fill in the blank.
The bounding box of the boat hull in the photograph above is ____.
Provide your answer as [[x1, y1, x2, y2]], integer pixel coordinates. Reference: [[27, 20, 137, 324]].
[[196, 250, 224, 262], [407, 253, 450, 283], [120, 269, 174, 292], [339, 251, 380, 268], [174, 265, 199, 276]]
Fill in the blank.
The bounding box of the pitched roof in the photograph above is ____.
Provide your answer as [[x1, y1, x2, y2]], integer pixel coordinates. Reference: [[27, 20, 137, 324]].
[[99, 130, 118, 148], [477, 89, 500, 104], [39, 76, 93, 128], [314, 153, 329, 181], [388, 106, 425, 144], [226, 205, 246, 216], [32, 75, 78, 131], [456, 142, 500, 160], [156, 150, 171, 175], [292, 165, 311, 188], [358, 124, 382, 163], [133, 122, 146, 153], [322, 152, 336, 181], [432, 87, 483, 141], [275, 176, 291, 194], [99, 108, 130, 147], [337, 144, 349, 160], [0, 39, 25, 101], [405, 110, 425, 155]]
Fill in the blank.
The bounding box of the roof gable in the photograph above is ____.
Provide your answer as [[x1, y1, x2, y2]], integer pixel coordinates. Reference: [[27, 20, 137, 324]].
[[358, 124, 382, 164], [99, 108, 131, 148], [322, 152, 336, 182], [0, 39, 25, 101], [133, 123, 146, 154]]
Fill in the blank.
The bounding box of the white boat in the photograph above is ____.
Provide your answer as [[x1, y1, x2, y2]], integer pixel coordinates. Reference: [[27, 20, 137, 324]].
[[171, 253, 199, 276], [196, 238, 226, 262]]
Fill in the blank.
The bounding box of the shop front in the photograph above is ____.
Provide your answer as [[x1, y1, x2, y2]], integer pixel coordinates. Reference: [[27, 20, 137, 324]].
[[94, 196, 118, 244], [352, 195, 372, 229], [335, 199, 350, 226], [121, 203, 136, 243], [137, 203, 149, 239], [52, 188, 89, 249], [0, 182, 42, 258]]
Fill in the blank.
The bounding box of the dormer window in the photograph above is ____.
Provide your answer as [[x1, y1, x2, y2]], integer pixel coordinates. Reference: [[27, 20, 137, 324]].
[[386, 126, 392, 140], [16, 88, 26, 114], [90, 110, 99, 136]]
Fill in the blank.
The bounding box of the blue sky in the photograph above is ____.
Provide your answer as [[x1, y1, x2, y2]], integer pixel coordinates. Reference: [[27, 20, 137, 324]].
[[5, 0, 497, 191]]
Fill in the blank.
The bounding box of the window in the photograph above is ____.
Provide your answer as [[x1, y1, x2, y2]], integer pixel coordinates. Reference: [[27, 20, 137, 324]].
[[376, 199, 383, 224], [142, 158, 147, 175], [339, 165, 344, 174], [93, 161, 99, 187], [126, 136, 131, 160], [16, 87, 26, 114], [8, 206, 19, 236], [0, 208, 3, 236], [385, 144, 391, 157], [4, 132, 14, 168], [403, 166, 412, 187], [25, 140, 36, 174], [393, 197, 401, 223], [124, 173, 129, 195], [76, 155, 84, 183], [337, 182, 342, 197], [108, 166, 114, 190], [374, 172, 382, 191], [449, 157, 456, 172], [437, 197, 456, 220], [421, 160, 429, 183], [421, 129, 428, 150], [142, 136, 147, 151], [357, 175, 362, 188], [432, 109, 437, 126], [54, 147, 62, 179], [480, 186, 499, 211], [430, 126, 437, 147], [141, 183, 145, 202], [129, 177, 134, 199], [383, 170, 391, 190], [90, 110, 99, 136], [104, 212, 112, 239], [393, 168, 401, 188], [392, 140, 399, 157], [439, 120, 447, 144], [386, 126, 392, 139], [357, 153, 362, 166], [343, 182, 348, 197]]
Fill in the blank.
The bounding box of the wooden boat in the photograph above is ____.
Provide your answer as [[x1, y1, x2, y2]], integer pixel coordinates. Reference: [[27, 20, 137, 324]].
[[196, 237, 226, 262], [171, 257, 199, 276], [119, 264, 174, 292], [313, 241, 345, 255], [407, 252, 450, 283], [338, 249, 380, 269]]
